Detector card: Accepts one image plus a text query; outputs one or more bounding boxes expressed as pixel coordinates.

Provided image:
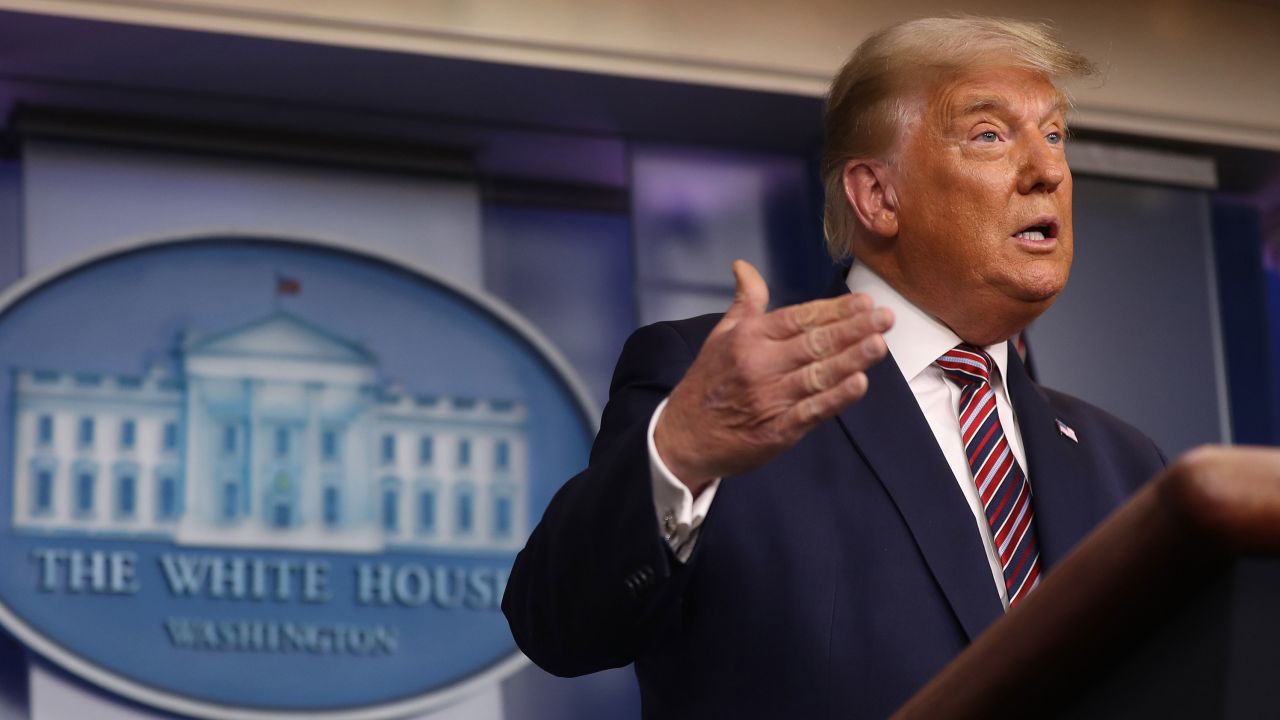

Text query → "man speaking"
[503,16,1166,718]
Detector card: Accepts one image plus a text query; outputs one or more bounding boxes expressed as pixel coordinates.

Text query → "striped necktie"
[936,345,1042,607]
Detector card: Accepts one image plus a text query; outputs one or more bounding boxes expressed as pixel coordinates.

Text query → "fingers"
[721,260,769,325]
[787,370,873,430]
[786,331,888,399]
[759,292,873,340]
[766,305,893,373]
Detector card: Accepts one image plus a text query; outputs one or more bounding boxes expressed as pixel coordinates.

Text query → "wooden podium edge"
[892,446,1280,719]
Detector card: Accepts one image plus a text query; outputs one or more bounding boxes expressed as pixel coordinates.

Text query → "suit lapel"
[1003,349,1098,570]
[819,268,1100,636]
[821,270,1003,640]
[836,352,1006,641]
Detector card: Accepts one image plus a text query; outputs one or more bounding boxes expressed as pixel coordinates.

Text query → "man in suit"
[503,16,1166,718]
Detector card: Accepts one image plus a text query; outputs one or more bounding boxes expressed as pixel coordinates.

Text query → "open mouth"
[1012,219,1058,242]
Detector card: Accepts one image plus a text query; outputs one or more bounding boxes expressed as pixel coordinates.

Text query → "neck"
[856,255,1043,346]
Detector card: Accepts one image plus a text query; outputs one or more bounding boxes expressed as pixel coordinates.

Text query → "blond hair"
[822,16,1097,260]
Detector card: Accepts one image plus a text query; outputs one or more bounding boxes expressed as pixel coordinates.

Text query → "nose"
[1016,139,1067,195]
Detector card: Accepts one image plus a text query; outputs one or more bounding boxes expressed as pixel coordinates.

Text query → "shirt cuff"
[648,397,721,563]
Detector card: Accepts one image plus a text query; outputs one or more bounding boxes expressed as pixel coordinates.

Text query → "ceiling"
[0,8,1276,205]
[0,9,824,189]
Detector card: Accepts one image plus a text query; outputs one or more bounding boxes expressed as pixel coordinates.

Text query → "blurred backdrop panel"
[1211,198,1277,447]
[0,159,20,290]
[1033,170,1229,457]
[22,139,484,286]
[632,143,825,325]
[483,204,635,410]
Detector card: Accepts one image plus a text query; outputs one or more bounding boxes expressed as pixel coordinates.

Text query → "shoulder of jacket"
[635,313,723,355]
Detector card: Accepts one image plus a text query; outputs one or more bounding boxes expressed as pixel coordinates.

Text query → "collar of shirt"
[844,263,1011,396]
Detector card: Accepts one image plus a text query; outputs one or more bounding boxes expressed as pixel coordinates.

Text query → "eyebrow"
[953,96,1070,125]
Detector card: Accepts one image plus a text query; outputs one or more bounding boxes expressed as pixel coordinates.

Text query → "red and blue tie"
[936,345,1042,607]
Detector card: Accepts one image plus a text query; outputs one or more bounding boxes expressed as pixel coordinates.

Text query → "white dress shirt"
[648,263,1029,608]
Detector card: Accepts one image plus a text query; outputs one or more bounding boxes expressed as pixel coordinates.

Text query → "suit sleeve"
[502,320,701,677]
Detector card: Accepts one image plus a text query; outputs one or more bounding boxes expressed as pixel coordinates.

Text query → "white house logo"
[14,310,529,554]
[0,237,595,718]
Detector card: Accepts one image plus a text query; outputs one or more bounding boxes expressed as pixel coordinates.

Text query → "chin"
[1007,266,1069,304]
[1013,284,1063,305]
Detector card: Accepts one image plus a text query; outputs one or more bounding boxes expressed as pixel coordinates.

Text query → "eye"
[1046,131,1064,145]
[976,130,1000,143]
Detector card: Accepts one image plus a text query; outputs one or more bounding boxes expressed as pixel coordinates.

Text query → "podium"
[893,447,1280,719]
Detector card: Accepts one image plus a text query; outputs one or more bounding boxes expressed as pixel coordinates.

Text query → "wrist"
[654,410,716,494]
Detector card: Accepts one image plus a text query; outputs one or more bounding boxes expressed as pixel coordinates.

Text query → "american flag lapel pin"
[1055,419,1079,444]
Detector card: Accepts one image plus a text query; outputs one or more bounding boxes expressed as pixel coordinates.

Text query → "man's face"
[890,67,1073,345]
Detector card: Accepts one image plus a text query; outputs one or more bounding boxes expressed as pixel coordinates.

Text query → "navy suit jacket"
[504,293,1166,718]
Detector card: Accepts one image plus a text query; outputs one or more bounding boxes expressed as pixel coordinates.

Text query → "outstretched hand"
[654,260,894,493]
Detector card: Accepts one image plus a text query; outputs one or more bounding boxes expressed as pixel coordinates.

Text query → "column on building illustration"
[28,413,55,518]
[454,433,475,539]
[490,435,517,541]
[205,381,250,528]
[415,433,439,537]
[378,425,400,534]
[156,417,183,524]
[260,405,301,530]
[317,416,354,531]
[113,417,136,520]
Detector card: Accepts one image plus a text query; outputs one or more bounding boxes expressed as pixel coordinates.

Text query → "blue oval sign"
[0,236,595,717]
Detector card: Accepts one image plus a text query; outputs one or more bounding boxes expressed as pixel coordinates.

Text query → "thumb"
[722,260,769,326]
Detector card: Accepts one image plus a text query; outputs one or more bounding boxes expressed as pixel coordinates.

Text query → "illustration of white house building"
[10,312,528,553]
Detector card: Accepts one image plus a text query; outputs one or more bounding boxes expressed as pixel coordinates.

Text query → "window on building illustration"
[75,469,95,516]
[163,422,179,452]
[221,423,237,455]
[456,485,474,534]
[381,483,399,532]
[268,469,293,529]
[323,485,340,527]
[36,415,53,446]
[120,419,136,451]
[116,472,136,518]
[157,474,179,521]
[274,427,290,459]
[457,439,471,469]
[272,499,291,529]
[418,488,436,534]
[222,481,239,521]
[381,434,396,465]
[419,436,433,465]
[494,440,510,471]
[493,494,513,538]
[321,429,339,463]
[78,417,94,449]
[32,468,54,515]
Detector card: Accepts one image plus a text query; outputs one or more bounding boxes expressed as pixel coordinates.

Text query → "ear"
[842,159,898,239]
